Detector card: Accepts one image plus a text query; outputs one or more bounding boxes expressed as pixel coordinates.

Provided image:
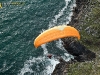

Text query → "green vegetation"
[68,0,100,75]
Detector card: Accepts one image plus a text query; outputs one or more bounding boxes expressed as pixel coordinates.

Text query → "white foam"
[18,57,34,75]
[49,0,76,28]
[56,39,74,62]
[39,0,75,74]
[56,39,65,50]
[63,53,74,61]
[46,58,59,75]
[41,44,48,55]
[18,56,45,75]
[41,44,59,75]
[49,0,70,28]
[18,55,60,75]
[18,0,76,75]
[18,43,59,75]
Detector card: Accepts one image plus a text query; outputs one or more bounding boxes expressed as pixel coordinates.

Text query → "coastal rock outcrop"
[52,0,96,75]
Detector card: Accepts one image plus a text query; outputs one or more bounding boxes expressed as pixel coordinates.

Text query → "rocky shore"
[51,0,99,75]
[68,0,91,27]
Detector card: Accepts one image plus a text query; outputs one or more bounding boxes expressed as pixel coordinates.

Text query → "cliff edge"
[52,0,100,75]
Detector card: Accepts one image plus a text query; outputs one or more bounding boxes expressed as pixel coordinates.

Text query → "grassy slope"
[68,0,100,75]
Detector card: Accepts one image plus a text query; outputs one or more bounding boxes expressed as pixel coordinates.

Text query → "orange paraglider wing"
[34,25,80,48]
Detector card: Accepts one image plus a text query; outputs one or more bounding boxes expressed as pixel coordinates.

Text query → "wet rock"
[52,39,96,75]
[68,0,90,26]
[52,0,96,75]
[51,58,70,75]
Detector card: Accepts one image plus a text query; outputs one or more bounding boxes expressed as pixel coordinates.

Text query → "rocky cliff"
[52,0,100,75]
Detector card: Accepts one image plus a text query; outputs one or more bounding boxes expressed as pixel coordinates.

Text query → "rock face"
[68,0,90,26]
[51,58,73,75]
[52,0,96,75]
[62,39,96,62]
[51,39,96,75]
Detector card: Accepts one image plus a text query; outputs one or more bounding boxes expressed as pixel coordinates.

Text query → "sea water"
[0,0,76,75]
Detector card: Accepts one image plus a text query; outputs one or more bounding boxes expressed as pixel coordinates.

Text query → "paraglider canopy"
[34,25,80,48]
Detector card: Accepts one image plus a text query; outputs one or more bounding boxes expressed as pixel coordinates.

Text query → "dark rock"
[52,0,96,75]
[62,39,96,62]
[51,58,69,75]
[68,0,90,26]
[51,39,96,75]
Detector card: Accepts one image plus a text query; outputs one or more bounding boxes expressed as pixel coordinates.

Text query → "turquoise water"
[0,0,76,75]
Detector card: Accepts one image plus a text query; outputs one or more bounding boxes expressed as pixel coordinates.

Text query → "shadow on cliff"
[52,37,96,75]
[62,38,96,62]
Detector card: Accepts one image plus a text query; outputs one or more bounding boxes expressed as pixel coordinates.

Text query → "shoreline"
[68,0,90,27]
[52,0,90,75]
